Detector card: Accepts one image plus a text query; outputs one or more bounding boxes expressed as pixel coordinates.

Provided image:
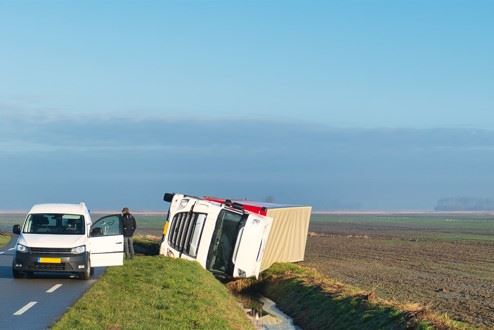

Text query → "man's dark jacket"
[122,214,136,237]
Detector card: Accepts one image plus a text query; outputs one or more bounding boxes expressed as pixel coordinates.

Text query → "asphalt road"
[0,237,104,330]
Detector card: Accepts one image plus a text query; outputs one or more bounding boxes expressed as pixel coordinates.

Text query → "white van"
[12,203,124,280]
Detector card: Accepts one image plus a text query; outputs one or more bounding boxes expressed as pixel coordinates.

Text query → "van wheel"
[80,260,91,280]
[12,269,24,279]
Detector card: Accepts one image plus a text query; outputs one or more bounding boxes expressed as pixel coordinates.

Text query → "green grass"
[128,215,164,230]
[311,214,494,241]
[0,214,20,248]
[311,214,494,229]
[0,233,10,248]
[54,256,253,330]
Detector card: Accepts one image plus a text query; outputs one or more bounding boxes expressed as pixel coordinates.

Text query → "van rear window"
[23,214,85,235]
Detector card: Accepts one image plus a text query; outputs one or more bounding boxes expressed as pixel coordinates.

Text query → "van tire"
[12,269,23,278]
[80,260,91,280]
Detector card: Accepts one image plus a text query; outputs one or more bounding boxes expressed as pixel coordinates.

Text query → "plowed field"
[303,214,494,328]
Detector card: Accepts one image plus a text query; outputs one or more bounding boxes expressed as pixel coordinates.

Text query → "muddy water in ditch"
[245,296,300,330]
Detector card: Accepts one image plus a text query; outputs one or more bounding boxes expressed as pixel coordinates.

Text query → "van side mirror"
[12,224,21,235]
[163,193,174,202]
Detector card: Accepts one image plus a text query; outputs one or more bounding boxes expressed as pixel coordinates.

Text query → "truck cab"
[12,203,124,280]
[160,194,272,279]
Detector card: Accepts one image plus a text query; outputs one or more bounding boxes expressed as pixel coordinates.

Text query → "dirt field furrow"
[303,215,494,327]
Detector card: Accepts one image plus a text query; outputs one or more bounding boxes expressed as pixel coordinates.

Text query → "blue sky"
[1,1,493,127]
[1,1,493,210]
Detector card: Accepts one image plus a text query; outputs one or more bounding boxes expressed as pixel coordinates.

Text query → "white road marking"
[0,251,4,254]
[8,247,15,251]
[13,301,37,316]
[46,284,63,293]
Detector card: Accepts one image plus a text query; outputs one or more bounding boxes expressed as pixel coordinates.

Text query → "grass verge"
[0,233,10,248]
[229,263,474,330]
[54,256,254,330]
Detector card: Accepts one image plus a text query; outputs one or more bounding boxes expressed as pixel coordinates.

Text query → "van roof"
[28,203,88,215]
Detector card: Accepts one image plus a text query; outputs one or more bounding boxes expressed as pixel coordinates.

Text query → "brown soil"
[303,223,494,328]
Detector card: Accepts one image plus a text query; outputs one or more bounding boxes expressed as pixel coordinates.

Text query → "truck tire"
[12,269,24,278]
[80,260,91,280]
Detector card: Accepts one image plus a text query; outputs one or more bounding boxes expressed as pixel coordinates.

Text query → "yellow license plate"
[38,257,62,264]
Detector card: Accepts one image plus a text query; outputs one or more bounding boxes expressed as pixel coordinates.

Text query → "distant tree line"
[435,197,494,211]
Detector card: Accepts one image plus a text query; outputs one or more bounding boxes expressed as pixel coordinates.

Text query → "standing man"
[121,207,136,259]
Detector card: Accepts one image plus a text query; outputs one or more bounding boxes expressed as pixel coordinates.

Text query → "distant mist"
[435,197,494,211]
[1,114,494,210]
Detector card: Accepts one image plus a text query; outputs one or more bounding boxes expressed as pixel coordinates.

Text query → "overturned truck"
[159,193,311,279]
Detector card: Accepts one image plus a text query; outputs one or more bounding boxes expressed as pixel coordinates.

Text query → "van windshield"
[23,213,85,235]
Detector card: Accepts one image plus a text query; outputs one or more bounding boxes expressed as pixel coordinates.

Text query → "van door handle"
[116,242,123,244]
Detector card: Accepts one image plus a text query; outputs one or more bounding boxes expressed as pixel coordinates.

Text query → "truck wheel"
[12,269,24,278]
[80,260,91,280]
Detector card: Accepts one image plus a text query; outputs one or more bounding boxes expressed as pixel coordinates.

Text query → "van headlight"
[71,245,86,254]
[16,244,29,253]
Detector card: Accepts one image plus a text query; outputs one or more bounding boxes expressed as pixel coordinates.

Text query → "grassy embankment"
[229,263,472,330]
[54,238,253,330]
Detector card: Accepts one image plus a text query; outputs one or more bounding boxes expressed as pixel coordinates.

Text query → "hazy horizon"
[1,114,494,211]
